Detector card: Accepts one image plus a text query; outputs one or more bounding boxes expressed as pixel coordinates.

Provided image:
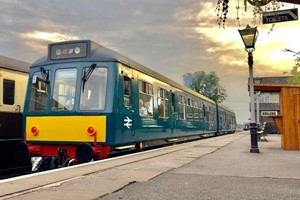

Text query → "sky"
[0,0,299,124]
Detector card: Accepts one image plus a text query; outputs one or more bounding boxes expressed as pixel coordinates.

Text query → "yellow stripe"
[26,116,106,143]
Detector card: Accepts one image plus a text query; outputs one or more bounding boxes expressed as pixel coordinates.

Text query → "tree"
[288,57,300,83]
[283,49,300,84]
[183,71,227,103]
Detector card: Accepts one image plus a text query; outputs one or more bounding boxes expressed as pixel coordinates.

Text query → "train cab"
[24,41,116,169]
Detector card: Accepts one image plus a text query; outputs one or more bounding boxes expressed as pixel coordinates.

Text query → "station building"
[254,76,290,123]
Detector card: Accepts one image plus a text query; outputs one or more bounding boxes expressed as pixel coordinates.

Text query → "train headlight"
[74,47,81,54]
[56,48,62,56]
[31,126,39,135]
[87,126,96,136]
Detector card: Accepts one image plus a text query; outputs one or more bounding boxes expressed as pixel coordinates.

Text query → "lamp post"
[239,24,260,153]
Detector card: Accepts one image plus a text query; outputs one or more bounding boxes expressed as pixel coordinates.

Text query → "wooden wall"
[279,87,300,150]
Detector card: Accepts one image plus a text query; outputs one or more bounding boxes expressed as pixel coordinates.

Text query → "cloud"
[0,0,298,123]
[24,31,79,42]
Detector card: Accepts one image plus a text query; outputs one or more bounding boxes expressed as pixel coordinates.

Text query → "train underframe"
[28,143,110,172]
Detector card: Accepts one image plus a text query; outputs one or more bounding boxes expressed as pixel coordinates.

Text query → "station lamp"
[238,24,260,153]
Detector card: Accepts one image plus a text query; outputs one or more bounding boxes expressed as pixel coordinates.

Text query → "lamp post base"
[250,122,260,153]
[250,148,260,153]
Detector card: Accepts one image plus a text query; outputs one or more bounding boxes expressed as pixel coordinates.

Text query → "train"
[21,40,236,171]
[0,55,31,173]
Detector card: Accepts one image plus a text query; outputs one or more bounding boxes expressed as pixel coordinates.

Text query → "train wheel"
[135,142,143,152]
[75,143,93,164]
[62,158,72,167]
[50,157,59,169]
[36,157,52,172]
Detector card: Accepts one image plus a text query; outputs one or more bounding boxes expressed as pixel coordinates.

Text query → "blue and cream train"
[22,40,236,170]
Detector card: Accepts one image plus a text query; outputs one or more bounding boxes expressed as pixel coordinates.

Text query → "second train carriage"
[22,40,236,170]
[0,55,30,170]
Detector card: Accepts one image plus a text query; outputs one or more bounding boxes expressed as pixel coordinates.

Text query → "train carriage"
[217,104,237,135]
[22,40,236,171]
[0,56,30,170]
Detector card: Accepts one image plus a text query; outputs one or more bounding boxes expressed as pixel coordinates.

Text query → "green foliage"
[183,71,227,103]
[288,57,300,84]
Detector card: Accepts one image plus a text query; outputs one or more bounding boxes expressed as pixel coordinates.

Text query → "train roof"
[0,55,30,73]
[217,104,235,115]
[32,40,217,104]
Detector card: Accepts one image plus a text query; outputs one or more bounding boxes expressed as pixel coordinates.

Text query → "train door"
[170,92,177,134]
[118,66,135,143]
[0,72,23,139]
[203,104,209,132]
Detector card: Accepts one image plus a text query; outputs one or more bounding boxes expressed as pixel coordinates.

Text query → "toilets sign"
[263,8,298,24]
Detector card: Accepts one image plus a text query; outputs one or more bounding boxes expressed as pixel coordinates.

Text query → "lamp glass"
[238,25,258,49]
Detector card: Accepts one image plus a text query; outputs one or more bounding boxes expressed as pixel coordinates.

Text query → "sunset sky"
[1,0,299,123]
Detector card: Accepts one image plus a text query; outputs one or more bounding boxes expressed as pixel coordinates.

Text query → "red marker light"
[87,126,95,136]
[31,126,38,135]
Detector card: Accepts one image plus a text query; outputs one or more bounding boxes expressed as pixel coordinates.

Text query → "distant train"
[22,40,236,171]
[0,55,30,171]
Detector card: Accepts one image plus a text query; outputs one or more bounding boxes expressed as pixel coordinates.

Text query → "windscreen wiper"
[82,63,96,91]
[40,67,50,84]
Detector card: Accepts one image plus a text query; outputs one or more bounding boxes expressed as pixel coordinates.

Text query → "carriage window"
[80,67,108,110]
[52,68,77,111]
[187,98,193,121]
[193,101,200,119]
[211,107,216,127]
[220,111,226,128]
[205,105,215,128]
[205,105,210,121]
[179,95,185,120]
[3,79,15,105]
[29,70,50,112]
[158,88,169,118]
[199,102,204,118]
[124,77,131,107]
[139,81,153,117]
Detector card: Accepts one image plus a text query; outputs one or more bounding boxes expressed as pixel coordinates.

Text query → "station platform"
[1,132,300,200]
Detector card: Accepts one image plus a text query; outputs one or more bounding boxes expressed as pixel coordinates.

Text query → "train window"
[29,71,50,112]
[139,81,153,117]
[193,101,200,119]
[139,81,153,95]
[199,102,204,118]
[206,106,215,128]
[52,68,77,111]
[178,95,185,120]
[3,79,15,105]
[187,98,191,106]
[187,98,193,121]
[193,101,198,108]
[204,105,210,120]
[80,67,108,110]
[221,111,226,128]
[124,77,131,107]
[158,88,169,118]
